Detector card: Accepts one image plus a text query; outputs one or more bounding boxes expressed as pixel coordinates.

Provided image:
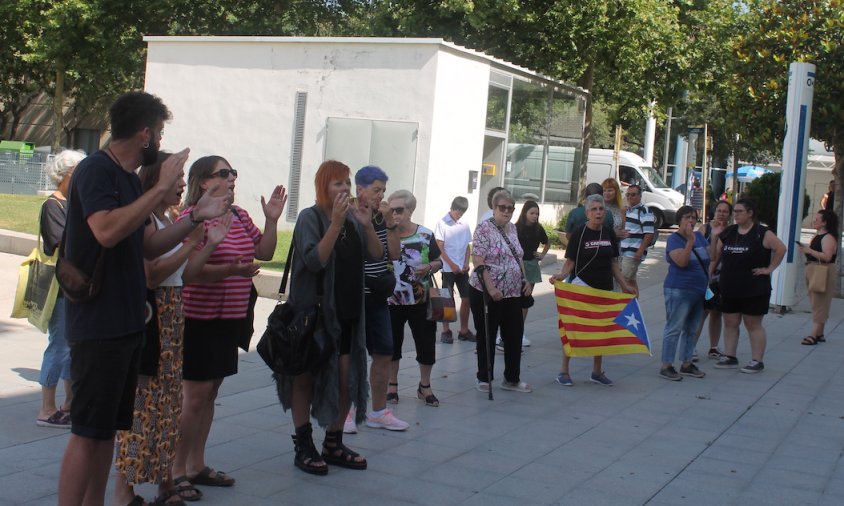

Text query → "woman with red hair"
[275,160,383,475]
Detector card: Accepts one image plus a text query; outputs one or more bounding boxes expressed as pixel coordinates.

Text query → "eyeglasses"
[211,168,238,178]
[390,207,405,214]
[496,204,515,213]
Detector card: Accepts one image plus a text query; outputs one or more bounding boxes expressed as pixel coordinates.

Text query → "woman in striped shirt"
[172,155,287,491]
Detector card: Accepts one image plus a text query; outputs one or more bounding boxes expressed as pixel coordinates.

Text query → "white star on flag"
[624,313,640,330]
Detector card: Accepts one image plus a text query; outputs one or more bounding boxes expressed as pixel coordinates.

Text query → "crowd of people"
[29,91,832,505]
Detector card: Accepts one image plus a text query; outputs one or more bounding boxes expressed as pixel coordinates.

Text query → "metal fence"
[0,152,55,195]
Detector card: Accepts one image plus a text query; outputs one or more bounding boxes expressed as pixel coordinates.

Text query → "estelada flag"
[555,281,651,357]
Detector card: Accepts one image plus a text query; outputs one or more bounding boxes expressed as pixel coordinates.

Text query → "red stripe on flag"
[557,306,620,320]
[561,335,645,347]
[563,322,626,333]
[555,287,630,306]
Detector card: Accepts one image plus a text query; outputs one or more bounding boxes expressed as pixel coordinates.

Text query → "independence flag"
[555,281,651,357]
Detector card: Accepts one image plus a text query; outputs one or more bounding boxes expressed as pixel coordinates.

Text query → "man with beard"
[57,91,230,506]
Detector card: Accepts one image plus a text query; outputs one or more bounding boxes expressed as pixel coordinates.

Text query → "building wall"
[424,50,490,229]
[144,40,448,229]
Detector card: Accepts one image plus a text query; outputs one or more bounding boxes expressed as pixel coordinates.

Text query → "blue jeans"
[661,287,704,365]
[39,296,71,387]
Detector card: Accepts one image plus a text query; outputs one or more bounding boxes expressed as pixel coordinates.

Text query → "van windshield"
[640,166,669,189]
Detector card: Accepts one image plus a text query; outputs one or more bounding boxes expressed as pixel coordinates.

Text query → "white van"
[586,148,684,228]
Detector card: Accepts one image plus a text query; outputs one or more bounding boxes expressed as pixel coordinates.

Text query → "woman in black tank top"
[709,199,786,373]
[695,200,732,359]
[797,210,839,345]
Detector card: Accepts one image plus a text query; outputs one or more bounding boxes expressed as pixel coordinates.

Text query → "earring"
[143,141,150,149]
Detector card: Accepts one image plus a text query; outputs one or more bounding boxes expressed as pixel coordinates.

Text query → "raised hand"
[350,195,373,226]
[331,192,351,224]
[261,185,287,222]
[206,212,233,246]
[194,181,231,221]
[228,255,260,278]
[157,148,190,190]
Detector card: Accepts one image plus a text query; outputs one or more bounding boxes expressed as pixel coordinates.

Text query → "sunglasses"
[626,193,640,197]
[390,207,405,214]
[496,204,515,213]
[211,168,238,178]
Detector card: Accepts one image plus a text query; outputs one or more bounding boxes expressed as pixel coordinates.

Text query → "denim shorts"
[365,296,393,356]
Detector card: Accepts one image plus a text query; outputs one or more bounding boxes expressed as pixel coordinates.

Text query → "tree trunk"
[577,64,594,203]
[833,134,844,298]
[52,67,65,153]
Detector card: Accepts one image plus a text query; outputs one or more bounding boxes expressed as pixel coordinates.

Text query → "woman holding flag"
[550,194,635,386]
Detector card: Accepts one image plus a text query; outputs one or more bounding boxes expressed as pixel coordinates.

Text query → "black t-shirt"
[39,196,66,256]
[333,218,364,320]
[565,225,619,290]
[807,233,837,263]
[65,150,146,341]
[718,224,772,297]
[517,224,549,261]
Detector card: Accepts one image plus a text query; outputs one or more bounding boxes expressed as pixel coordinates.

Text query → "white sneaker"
[365,409,409,431]
[495,335,504,352]
[476,380,490,393]
[522,335,531,347]
[501,380,533,393]
[343,408,357,434]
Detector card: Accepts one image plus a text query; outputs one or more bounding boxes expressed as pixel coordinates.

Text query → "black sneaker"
[659,366,682,381]
[440,330,453,344]
[679,363,706,378]
[457,331,476,342]
[714,355,739,369]
[740,360,764,374]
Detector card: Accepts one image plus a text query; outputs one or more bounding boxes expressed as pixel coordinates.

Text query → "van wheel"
[652,210,664,229]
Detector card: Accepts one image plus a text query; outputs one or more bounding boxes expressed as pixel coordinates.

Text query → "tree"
[364,0,693,188]
[726,0,844,294]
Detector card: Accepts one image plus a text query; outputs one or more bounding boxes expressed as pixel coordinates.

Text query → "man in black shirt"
[58,92,230,506]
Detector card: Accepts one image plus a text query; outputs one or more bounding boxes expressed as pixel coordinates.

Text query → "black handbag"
[257,216,333,375]
[365,266,397,300]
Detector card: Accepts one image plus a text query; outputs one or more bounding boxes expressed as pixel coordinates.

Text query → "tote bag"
[11,238,60,333]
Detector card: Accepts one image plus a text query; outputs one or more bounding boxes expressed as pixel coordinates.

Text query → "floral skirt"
[114,286,183,484]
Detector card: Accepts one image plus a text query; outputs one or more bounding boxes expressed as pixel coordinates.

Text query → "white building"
[143,36,588,229]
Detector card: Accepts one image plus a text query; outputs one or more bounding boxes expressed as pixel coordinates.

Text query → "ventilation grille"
[489,71,511,88]
[287,92,307,221]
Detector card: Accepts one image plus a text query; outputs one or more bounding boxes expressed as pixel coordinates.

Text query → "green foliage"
[543,223,561,247]
[744,172,811,229]
[555,211,569,232]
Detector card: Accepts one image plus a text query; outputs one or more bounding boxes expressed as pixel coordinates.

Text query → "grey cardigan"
[273,205,370,427]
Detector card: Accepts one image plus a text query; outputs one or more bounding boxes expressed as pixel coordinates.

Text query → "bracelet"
[189,210,203,226]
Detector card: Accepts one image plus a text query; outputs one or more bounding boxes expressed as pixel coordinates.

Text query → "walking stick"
[476,266,494,401]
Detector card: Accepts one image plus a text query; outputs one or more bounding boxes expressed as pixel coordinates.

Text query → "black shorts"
[184,318,242,381]
[364,297,393,356]
[442,271,470,298]
[720,293,770,316]
[69,333,143,440]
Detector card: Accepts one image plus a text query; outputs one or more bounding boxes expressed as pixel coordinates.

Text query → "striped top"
[181,205,262,319]
[364,213,390,294]
[620,204,655,257]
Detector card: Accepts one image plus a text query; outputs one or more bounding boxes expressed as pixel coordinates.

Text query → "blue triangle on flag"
[613,298,650,350]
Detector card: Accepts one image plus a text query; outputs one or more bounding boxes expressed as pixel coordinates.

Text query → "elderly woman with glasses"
[385,190,444,407]
[173,156,287,493]
[471,189,533,393]
[549,194,634,387]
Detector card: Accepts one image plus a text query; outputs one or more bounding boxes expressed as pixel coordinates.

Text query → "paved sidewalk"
[1,243,844,505]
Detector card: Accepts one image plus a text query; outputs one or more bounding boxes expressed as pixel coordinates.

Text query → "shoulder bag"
[426,274,457,322]
[257,213,334,375]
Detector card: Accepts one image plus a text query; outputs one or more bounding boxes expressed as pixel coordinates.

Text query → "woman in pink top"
[172,155,287,495]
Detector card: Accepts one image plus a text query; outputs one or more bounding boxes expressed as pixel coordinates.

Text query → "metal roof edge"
[143,36,588,96]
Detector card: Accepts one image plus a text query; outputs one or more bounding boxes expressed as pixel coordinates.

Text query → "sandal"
[386,382,399,404]
[802,335,821,346]
[292,423,328,475]
[417,383,439,407]
[188,466,235,487]
[152,488,186,506]
[322,430,367,470]
[817,334,826,342]
[171,477,202,502]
